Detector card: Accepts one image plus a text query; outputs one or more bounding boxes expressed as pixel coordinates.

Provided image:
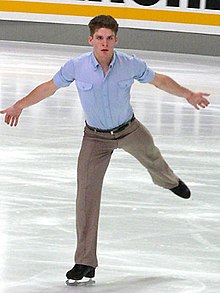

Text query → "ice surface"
[0,41,220,293]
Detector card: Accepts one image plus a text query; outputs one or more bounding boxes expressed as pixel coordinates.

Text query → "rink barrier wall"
[1,20,220,56]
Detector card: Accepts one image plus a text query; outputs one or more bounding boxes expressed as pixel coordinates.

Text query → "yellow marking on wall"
[0,1,220,26]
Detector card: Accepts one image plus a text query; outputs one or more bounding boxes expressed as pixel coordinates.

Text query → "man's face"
[88,28,118,61]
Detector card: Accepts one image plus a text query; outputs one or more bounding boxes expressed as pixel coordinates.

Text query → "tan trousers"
[74,118,178,268]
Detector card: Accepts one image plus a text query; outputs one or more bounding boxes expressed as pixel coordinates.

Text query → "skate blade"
[66,278,95,287]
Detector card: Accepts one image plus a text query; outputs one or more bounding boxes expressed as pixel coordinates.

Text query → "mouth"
[101,49,109,52]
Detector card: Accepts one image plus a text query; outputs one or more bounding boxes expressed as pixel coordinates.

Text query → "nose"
[102,39,108,47]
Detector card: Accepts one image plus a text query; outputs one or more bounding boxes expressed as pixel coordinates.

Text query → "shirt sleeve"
[133,55,155,83]
[53,59,75,88]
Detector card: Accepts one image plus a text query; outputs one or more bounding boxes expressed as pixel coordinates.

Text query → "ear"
[115,36,119,45]
[88,36,93,46]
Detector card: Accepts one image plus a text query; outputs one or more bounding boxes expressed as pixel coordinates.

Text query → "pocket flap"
[76,81,93,91]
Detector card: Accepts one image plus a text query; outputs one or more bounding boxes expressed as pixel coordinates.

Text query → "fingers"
[198,96,210,109]
[5,114,11,126]
[201,93,210,97]
[14,117,19,127]
[10,117,16,127]
[1,106,22,127]
[3,113,19,127]
[9,116,19,127]
[189,92,210,110]
[197,99,209,109]
[4,113,11,125]
[199,102,208,108]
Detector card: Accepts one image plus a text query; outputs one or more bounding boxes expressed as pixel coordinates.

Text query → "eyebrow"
[95,34,115,38]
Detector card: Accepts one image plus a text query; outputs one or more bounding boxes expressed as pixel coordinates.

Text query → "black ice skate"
[170,179,191,199]
[65,264,96,286]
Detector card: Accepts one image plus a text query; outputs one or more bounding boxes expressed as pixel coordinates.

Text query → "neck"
[94,52,114,68]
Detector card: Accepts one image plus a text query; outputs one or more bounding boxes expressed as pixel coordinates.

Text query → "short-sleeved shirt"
[53,50,154,130]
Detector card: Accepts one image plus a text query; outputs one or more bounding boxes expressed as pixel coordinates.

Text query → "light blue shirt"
[53,51,155,129]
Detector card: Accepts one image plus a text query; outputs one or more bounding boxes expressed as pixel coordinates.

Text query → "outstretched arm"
[150,73,210,110]
[0,79,58,127]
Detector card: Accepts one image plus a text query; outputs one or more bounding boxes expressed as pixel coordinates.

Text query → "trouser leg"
[118,119,179,189]
[74,131,115,268]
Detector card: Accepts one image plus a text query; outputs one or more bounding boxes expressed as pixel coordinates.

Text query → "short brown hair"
[88,15,119,36]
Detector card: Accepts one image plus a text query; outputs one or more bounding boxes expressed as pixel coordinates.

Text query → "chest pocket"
[76,81,93,91]
[118,79,134,89]
[117,79,134,98]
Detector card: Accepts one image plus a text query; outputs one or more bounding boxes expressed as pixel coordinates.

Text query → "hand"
[0,104,23,127]
[186,92,210,110]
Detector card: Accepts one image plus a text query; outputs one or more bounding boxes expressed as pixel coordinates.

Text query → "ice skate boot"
[65,264,95,286]
[170,179,191,199]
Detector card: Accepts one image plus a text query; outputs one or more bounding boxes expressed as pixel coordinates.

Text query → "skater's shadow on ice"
[65,276,198,293]
[102,276,180,291]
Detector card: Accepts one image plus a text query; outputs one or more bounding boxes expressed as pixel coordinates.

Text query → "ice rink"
[0,41,220,293]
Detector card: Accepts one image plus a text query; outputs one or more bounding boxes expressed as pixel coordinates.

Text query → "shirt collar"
[91,52,99,70]
[109,51,116,68]
[91,51,116,71]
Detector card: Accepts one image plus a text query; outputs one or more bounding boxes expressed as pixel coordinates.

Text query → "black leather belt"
[86,115,135,135]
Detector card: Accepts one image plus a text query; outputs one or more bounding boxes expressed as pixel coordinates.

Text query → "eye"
[96,36,103,40]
